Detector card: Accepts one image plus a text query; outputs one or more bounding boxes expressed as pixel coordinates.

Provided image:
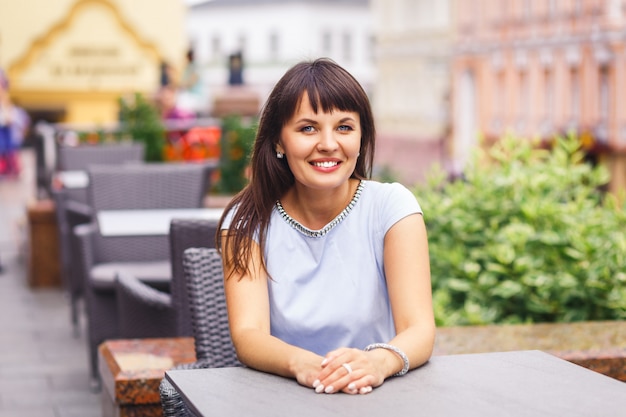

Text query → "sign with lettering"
[12,2,158,92]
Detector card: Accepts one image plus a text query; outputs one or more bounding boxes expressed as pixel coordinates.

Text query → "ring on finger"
[342,363,353,374]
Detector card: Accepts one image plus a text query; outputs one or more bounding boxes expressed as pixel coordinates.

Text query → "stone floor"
[0,148,101,417]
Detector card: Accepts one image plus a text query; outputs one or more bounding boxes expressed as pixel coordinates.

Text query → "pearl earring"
[277,151,284,159]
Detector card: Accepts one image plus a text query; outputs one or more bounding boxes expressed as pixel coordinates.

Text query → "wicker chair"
[73,162,215,388]
[52,142,145,334]
[159,247,241,417]
[115,218,219,339]
[56,142,145,171]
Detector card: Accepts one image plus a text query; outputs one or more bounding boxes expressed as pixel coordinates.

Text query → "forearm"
[232,327,323,379]
[369,322,436,378]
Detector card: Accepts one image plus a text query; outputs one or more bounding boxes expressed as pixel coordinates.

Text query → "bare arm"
[221,233,324,386]
[379,212,435,373]
[314,213,435,393]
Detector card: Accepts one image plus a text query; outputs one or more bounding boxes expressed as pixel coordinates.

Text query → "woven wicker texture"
[56,142,144,171]
[115,218,218,339]
[87,163,210,210]
[52,142,144,334]
[75,162,213,385]
[159,247,241,416]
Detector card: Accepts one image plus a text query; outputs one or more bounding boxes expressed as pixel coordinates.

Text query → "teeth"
[313,161,338,168]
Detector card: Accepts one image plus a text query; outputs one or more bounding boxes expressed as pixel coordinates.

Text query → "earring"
[277,151,284,159]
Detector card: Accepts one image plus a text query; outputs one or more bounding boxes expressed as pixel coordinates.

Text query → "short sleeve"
[220,206,235,230]
[379,182,422,234]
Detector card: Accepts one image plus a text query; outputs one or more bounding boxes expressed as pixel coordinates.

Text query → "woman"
[217,58,434,395]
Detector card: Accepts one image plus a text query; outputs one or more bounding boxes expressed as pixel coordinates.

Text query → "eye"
[338,125,354,132]
[300,125,315,133]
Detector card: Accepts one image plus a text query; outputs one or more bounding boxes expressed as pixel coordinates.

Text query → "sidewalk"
[0,148,100,417]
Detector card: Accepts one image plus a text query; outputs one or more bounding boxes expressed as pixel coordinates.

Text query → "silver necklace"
[275,181,365,238]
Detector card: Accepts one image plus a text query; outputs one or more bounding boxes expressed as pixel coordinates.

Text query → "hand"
[312,347,385,395]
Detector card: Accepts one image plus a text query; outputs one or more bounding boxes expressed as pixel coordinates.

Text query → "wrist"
[364,343,410,377]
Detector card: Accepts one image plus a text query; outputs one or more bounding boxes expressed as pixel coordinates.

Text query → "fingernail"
[359,386,372,394]
[324,385,334,394]
[312,379,320,388]
[321,358,328,366]
[315,384,325,393]
[348,383,356,391]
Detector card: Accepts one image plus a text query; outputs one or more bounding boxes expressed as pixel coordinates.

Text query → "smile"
[312,161,339,168]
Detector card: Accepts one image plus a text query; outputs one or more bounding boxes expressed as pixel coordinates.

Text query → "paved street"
[0,148,100,417]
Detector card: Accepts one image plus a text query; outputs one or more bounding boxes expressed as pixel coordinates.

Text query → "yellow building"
[0,0,187,124]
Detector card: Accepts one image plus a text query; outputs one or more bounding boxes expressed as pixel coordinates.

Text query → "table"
[55,170,89,189]
[97,208,224,236]
[165,350,626,417]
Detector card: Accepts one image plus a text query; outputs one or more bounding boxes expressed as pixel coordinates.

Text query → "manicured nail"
[348,383,357,393]
[359,386,372,394]
[321,358,328,366]
[315,384,325,393]
[324,385,334,394]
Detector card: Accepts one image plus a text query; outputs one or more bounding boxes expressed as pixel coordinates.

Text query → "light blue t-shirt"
[222,180,422,356]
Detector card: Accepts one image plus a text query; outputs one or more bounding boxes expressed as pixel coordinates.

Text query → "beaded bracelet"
[364,343,410,376]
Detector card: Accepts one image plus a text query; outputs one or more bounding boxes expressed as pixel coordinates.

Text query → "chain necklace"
[275,181,365,238]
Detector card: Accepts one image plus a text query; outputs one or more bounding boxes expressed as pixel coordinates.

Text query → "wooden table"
[165,350,626,417]
[97,208,224,236]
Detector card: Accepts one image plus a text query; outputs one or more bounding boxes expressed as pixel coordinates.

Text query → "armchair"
[52,141,145,334]
[159,248,241,417]
[73,162,215,387]
[115,218,219,339]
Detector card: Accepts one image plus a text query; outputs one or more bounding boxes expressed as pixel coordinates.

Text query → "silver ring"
[342,363,353,374]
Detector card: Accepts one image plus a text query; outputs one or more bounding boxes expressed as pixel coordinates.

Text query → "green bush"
[215,115,256,194]
[414,136,626,326]
[117,93,165,162]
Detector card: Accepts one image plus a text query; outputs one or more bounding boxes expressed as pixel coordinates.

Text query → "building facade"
[185,0,374,115]
[370,0,454,184]
[452,0,626,192]
[0,0,187,124]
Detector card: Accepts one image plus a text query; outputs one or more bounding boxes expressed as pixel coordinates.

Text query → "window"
[211,35,221,61]
[269,31,279,62]
[518,70,529,132]
[570,67,580,127]
[342,32,352,62]
[598,65,611,142]
[322,31,332,56]
[543,68,554,134]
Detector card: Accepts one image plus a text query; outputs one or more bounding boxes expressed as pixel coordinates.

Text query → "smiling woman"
[216,58,435,396]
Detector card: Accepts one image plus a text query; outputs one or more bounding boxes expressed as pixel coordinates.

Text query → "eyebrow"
[294,116,357,124]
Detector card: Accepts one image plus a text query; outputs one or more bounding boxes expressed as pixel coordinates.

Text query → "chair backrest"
[169,218,218,337]
[56,142,145,171]
[182,247,240,367]
[87,162,211,211]
[87,162,213,263]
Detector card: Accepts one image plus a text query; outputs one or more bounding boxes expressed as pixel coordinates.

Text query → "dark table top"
[165,350,626,417]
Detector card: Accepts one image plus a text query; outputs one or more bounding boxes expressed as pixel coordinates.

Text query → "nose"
[317,128,339,152]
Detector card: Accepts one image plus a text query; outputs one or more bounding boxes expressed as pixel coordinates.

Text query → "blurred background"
[1,0,624,192]
[0,3,625,415]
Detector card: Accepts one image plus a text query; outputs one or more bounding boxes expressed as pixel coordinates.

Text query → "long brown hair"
[217,58,376,278]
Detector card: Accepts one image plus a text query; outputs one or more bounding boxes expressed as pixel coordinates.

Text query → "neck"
[281,179,360,230]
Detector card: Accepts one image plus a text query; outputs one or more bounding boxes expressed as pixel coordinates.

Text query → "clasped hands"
[305,347,385,395]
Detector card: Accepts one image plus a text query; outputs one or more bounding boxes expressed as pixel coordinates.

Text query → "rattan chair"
[115,218,219,339]
[52,142,145,334]
[73,162,215,388]
[56,142,145,171]
[159,247,241,417]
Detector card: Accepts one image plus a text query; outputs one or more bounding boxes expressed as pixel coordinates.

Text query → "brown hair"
[217,58,376,278]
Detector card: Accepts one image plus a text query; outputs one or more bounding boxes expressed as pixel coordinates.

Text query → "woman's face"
[278,92,361,192]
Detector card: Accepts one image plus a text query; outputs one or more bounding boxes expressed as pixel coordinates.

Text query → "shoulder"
[362,180,422,213]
